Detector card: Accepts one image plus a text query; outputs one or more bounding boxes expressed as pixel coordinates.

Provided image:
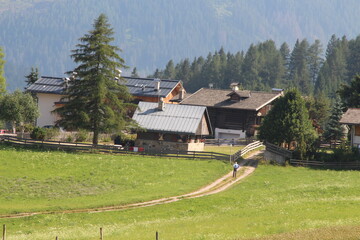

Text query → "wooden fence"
[0,136,229,161]
[265,142,293,158]
[231,141,264,162]
[290,159,360,170]
[204,138,255,146]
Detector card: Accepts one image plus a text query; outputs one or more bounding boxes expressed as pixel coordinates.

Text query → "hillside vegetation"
[1,0,360,90]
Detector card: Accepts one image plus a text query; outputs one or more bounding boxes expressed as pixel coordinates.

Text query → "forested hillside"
[1,0,360,91]
[152,35,360,98]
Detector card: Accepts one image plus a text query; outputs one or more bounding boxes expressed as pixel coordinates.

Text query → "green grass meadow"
[0,144,229,214]
[2,145,360,239]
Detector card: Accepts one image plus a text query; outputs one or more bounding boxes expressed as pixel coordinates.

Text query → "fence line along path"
[0,150,264,219]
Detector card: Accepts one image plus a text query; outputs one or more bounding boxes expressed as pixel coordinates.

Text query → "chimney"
[154,78,161,91]
[158,97,165,111]
[179,88,185,100]
[230,83,239,91]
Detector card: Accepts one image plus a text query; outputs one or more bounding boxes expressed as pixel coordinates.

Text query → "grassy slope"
[2,164,360,239]
[0,145,229,214]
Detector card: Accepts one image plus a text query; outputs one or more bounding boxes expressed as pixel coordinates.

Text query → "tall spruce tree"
[259,88,317,158]
[0,47,6,94]
[55,14,136,145]
[323,97,344,144]
[338,75,360,108]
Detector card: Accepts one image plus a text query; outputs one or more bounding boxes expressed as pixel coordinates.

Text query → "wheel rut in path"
[0,151,263,219]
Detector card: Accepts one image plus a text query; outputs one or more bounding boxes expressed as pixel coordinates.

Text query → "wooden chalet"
[339,108,360,149]
[180,86,282,139]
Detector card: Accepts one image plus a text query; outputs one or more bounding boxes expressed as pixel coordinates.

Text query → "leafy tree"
[55,14,137,145]
[25,67,39,87]
[323,97,345,144]
[259,88,317,158]
[0,90,39,136]
[338,75,360,108]
[130,67,140,78]
[0,47,6,94]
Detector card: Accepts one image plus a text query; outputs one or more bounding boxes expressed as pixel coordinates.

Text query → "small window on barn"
[355,125,360,136]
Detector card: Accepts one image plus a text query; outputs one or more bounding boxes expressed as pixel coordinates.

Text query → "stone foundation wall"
[264,150,286,165]
[135,139,205,151]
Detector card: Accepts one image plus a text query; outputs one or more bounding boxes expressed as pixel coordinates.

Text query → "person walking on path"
[233,161,240,178]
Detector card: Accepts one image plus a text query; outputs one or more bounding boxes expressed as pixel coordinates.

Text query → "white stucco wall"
[214,128,246,139]
[36,93,65,127]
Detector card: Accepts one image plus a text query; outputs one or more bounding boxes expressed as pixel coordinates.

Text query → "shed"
[132,101,212,151]
[339,108,360,148]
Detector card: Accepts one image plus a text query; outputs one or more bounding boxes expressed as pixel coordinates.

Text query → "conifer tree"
[259,88,317,158]
[131,67,140,78]
[163,60,176,79]
[323,98,344,144]
[0,47,6,94]
[338,75,360,108]
[55,14,136,145]
[25,67,39,87]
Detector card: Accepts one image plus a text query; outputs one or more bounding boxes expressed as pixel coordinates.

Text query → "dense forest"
[1,0,360,91]
[150,34,359,98]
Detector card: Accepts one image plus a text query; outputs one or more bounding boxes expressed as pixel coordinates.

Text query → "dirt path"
[0,151,263,219]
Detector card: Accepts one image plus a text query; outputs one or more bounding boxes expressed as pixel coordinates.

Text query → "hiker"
[233,161,240,178]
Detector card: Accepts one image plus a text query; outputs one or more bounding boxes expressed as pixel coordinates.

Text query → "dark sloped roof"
[339,108,360,125]
[132,101,210,135]
[27,76,181,98]
[26,76,65,94]
[181,88,282,111]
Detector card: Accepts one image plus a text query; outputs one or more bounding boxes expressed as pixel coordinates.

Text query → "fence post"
[55,236,58,240]
[156,231,159,240]
[2,224,5,240]
[100,227,103,240]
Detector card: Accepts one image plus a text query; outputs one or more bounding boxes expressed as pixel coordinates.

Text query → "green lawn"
[2,157,360,240]
[204,145,244,155]
[0,144,229,214]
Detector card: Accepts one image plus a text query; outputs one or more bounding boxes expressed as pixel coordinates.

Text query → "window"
[355,125,360,136]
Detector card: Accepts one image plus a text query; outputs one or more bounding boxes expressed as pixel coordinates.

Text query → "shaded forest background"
[1,0,360,96]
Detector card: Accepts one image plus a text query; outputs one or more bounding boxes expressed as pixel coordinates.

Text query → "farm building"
[180,85,282,139]
[26,76,185,127]
[339,108,360,149]
[132,101,212,151]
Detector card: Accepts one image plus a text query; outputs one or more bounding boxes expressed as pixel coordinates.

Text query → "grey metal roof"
[27,76,181,98]
[132,101,209,135]
[26,76,65,94]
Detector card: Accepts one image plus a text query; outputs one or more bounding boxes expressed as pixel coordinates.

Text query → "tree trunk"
[93,128,99,146]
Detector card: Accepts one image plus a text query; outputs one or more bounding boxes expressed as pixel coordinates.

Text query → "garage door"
[218,133,240,139]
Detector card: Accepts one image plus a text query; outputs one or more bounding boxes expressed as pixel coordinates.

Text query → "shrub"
[45,128,59,140]
[75,129,89,142]
[66,135,74,143]
[30,127,46,140]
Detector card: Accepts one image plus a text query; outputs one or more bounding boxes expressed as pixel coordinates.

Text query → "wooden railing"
[231,141,264,162]
[265,142,293,158]
[290,159,360,170]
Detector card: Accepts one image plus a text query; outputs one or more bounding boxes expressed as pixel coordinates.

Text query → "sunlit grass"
[204,145,244,155]
[0,144,229,214]
[2,163,360,239]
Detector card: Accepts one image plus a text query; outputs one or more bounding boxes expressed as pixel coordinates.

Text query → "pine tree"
[0,47,6,94]
[131,67,140,78]
[323,98,344,144]
[54,14,137,145]
[25,67,39,87]
[308,40,324,87]
[338,75,360,108]
[163,60,176,79]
